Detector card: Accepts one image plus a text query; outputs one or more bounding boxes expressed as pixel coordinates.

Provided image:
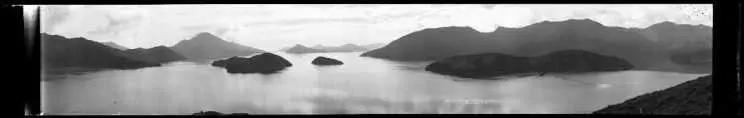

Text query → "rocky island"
[311,56,344,65]
[211,53,293,74]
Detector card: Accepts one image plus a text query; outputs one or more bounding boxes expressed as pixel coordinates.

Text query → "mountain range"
[362,19,711,73]
[284,43,375,54]
[125,46,187,64]
[313,44,368,52]
[284,44,328,53]
[43,32,267,70]
[42,33,160,69]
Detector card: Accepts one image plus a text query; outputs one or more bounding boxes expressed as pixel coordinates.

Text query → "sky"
[35,4,712,51]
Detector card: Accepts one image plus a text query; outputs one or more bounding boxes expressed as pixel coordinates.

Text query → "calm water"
[41,52,706,115]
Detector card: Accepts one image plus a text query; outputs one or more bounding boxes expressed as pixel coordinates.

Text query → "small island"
[312,56,344,65]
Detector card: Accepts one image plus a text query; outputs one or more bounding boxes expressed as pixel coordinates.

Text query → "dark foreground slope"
[593,75,712,115]
[42,33,160,70]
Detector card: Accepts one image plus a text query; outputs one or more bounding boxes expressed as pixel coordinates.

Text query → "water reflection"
[42,52,706,114]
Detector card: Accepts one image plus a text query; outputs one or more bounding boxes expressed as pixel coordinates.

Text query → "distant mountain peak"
[341,44,358,47]
[285,44,326,53]
[647,21,678,28]
[191,32,221,41]
[646,21,712,30]
[426,26,479,33]
[566,18,597,22]
[657,21,677,25]
[151,45,170,49]
[404,26,483,39]
[171,32,265,60]
[294,44,308,48]
[528,18,605,28]
[196,32,216,36]
[563,18,604,26]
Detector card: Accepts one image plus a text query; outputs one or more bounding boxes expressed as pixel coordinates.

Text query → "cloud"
[244,17,375,27]
[41,5,71,32]
[86,13,144,35]
[46,4,712,50]
[85,6,148,35]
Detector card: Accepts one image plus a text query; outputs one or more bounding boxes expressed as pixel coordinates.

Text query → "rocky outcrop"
[425,49,633,78]
[593,75,712,115]
[312,56,344,65]
[211,53,292,74]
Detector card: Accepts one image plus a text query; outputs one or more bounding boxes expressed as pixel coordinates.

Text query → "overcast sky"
[37,4,712,50]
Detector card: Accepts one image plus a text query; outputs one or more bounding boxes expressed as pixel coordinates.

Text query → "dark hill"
[593,75,711,115]
[125,46,186,64]
[364,19,710,73]
[425,49,633,78]
[362,26,486,61]
[42,33,160,70]
[284,44,327,53]
[171,32,265,60]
